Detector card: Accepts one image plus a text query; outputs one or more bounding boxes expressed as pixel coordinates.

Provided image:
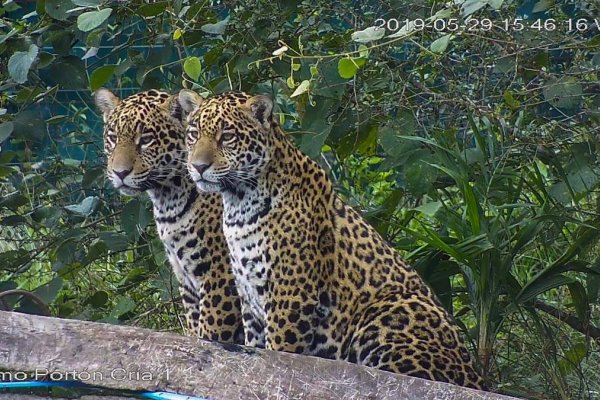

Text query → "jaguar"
[178,89,486,389]
[95,88,243,343]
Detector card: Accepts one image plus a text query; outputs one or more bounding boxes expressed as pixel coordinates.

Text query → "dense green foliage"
[1,0,600,398]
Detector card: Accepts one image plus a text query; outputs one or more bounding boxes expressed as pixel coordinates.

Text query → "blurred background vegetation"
[1,0,600,398]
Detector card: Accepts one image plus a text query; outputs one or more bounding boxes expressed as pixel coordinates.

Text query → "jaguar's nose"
[193,163,211,176]
[114,168,132,181]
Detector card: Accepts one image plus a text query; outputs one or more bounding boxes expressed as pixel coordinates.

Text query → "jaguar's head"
[178,90,274,194]
[94,89,186,195]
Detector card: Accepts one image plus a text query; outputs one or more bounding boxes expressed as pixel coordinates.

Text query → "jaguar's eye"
[221,132,236,142]
[104,132,116,153]
[186,128,199,143]
[138,135,154,150]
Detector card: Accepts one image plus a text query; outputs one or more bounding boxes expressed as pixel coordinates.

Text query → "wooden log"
[0,311,518,400]
[2,396,132,400]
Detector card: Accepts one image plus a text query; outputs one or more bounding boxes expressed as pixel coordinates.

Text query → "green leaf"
[51,238,80,271]
[587,259,600,302]
[183,56,202,81]
[98,232,130,252]
[0,122,14,143]
[151,237,167,266]
[566,165,598,196]
[415,201,442,217]
[286,76,295,89]
[121,199,152,240]
[1,215,29,226]
[558,342,587,375]
[453,234,494,259]
[310,60,346,99]
[45,0,73,21]
[65,196,100,216]
[46,115,68,124]
[517,274,573,304]
[89,64,116,91]
[309,65,318,77]
[567,281,590,324]
[72,0,103,6]
[11,110,46,141]
[201,16,229,35]
[358,44,369,58]
[298,97,333,158]
[77,8,112,32]
[405,224,465,262]
[388,20,418,39]
[8,44,39,84]
[34,277,63,304]
[0,150,15,164]
[85,290,109,308]
[119,267,147,287]
[430,34,452,54]
[532,0,551,12]
[461,0,487,16]
[82,166,105,188]
[338,58,358,79]
[47,56,89,89]
[0,166,17,179]
[536,221,600,281]
[510,218,546,259]
[548,181,570,204]
[0,193,28,210]
[351,26,385,43]
[137,1,168,17]
[83,240,108,264]
[494,56,516,74]
[377,112,416,158]
[173,28,182,40]
[503,90,520,109]
[0,27,19,45]
[31,206,62,228]
[462,182,482,235]
[354,58,366,67]
[111,296,136,318]
[0,249,30,270]
[543,78,583,109]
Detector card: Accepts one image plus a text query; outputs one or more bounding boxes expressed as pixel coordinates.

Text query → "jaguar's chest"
[225,226,268,321]
[156,218,199,291]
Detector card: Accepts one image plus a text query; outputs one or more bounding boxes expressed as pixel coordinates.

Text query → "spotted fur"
[94,89,243,343]
[180,90,486,389]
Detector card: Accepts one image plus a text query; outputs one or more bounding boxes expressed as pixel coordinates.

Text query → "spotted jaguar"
[95,88,243,343]
[178,89,486,389]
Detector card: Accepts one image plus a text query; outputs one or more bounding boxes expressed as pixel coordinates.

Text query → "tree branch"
[0,311,517,400]
[0,290,50,316]
[534,299,600,339]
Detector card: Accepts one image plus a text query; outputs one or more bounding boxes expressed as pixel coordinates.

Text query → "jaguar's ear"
[167,94,184,122]
[94,88,120,121]
[177,89,204,114]
[245,95,273,127]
